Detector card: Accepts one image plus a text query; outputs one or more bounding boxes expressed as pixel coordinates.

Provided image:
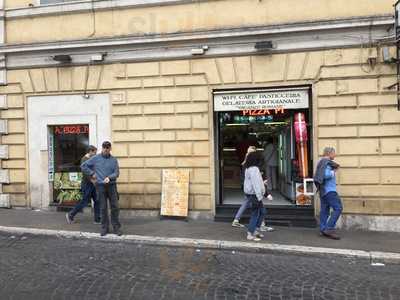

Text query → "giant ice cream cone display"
[294,112,308,178]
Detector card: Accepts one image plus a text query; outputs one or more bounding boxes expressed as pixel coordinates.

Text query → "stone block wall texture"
[1,47,399,215]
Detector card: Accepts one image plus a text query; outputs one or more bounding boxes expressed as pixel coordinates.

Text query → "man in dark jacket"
[314,147,342,240]
[81,141,121,236]
[66,145,100,224]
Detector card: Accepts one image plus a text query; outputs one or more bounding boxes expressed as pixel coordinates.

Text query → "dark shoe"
[100,228,109,237]
[114,228,122,236]
[66,213,73,224]
[322,230,340,240]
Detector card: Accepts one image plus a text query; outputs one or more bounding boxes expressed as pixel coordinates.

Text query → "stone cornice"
[7,0,219,19]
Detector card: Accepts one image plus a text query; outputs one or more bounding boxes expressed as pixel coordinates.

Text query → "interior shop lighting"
[264,122,288,126]
[225,123,249,126]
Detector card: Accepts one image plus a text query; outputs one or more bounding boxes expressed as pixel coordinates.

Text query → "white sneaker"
[247,232,261,241]
[266,194,273,201]
[260,225,275,232]
[255,231,264,238]
[232,219,245,228]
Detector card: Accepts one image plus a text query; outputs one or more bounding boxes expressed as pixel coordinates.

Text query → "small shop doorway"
[214,87,314,208]
[48,124,90,207]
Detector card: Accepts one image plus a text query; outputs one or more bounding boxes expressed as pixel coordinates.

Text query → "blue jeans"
[69,182,100,222]
[246,194,266,234]
[320,191,342,232]
[234,197,251,220]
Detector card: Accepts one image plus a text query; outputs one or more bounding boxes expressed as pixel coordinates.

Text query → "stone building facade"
[0,0,399,231]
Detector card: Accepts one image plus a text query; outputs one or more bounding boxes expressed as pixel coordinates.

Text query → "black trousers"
[96,184,121,231]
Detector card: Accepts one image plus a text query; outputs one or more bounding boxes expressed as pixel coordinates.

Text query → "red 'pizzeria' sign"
[54,125,89,135]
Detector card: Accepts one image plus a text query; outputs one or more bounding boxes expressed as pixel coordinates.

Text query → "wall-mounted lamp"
[52,55,72,63]
[254,41,274,52]
[191,45,209,55]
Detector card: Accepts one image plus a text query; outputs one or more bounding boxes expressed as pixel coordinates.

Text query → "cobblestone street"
[0,232,399,300]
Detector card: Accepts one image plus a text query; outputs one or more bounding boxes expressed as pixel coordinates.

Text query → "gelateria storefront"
[213,87,315,224]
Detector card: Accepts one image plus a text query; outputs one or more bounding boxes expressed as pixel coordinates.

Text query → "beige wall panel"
[360,156,400,167]
[337,185,360,197]
[118,169,129,183]
[129,142,161,157]
[337,79,378,95]
[118,157,144,168]
[318,126,357,138]
[58,67,73,91]
[359,125,400,137]
[112,117,127,131]
[189,183,210,195]
[9,169,26,183]
[380,200,400,215]
[2,134,25,144]
[113,132,143,142]
[192,168,210,183]
[8,145,25,159]
[320,65,392,79]
[358,94,397,107]
[144,184,162,194]
[192,114,209,129]
[339,139,379,155]
[175,103,208,114]
[303,51,324,79]
[7,95,24,108]
[144,195,161,209]
[286,52,307,81]
[192,141,209,156]
[143,104,174,115]
[9,194,27,207]
[176,157,209,167]
[379,77,397,92]
[161,115,191,129]
[143,131,175,141]
[380,107,400,124]
[128,89,160,104]
[126,62,159,77]
[161,87,190,102]
[72,66,88,91]
[111,143,129,157]
[29,69,46,92]
[342,199,381,215]
[112,105,143,116]
[86,65,102,90]
[381,168,400,184]
[162,142,192,156]
[324,48,376,66]
[118,183,145,194]
[317,81,336,96]
[7,120,25,133]
[216,58,236,84]
[43,68,59,92]
[252,54,286,82]
[336,108,378,125]
[143,77,174,88]
[191,86,210,102]
[360,186,400,197]
[233,57,252,83]
[3,184,26,194]
[1,109,24,119]
[128,116,161,130]
[193,195,212,210]
[129,168,161,183]
[340,168,379,184]
[6,0,393,43]
[380,138,400,154]
[144,157,176,168]
[2,160,26,169]
[335,156,359,168]
[176,130,209,141]
[6,71,33,93]
[318,109,336,125]
[175,75,207,86]
[161,60,190,76]
[318,96,357,108]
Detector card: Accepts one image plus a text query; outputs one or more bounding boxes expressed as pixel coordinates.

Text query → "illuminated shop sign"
[213,89,309,112]
[54,125,89,135]
[241,107,285,116]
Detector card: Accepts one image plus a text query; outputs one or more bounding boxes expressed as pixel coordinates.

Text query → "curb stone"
[0,226,399,264]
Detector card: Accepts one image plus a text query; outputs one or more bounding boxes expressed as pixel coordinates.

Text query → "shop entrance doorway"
[48,124,89,207]
[214,88,313,209]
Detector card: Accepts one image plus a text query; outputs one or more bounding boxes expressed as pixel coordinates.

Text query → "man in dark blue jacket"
[81,141,121,236]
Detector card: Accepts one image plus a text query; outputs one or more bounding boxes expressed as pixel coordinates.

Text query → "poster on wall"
[213,89,309,112]
[160,169,190,217]
[295,182,313,206]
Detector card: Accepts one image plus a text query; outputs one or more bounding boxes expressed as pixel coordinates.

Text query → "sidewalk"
[1,208,400,263]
